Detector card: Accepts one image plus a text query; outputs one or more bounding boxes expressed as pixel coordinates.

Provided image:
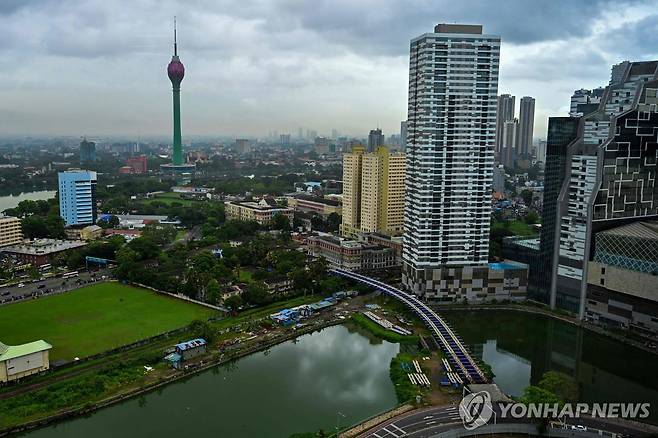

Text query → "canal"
[443,310,658,421]
[18,324,400,438]
[0,191,56,212]
[15,310,658,436]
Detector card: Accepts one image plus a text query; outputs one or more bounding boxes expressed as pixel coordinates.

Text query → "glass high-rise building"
[79,138,96,165]
[402,24,501,298]
[58,170,97,227]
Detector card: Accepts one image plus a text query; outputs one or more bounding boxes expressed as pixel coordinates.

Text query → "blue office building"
[58,170,97,226]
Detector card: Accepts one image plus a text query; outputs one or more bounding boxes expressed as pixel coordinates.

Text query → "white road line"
[389,423,407,435]
[380,427,400,437]
[371,433,383,438]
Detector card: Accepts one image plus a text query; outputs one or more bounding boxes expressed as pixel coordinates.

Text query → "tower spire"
[173,16,177,57]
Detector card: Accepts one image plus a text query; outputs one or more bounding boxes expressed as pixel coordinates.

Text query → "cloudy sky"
[0,0,657,140]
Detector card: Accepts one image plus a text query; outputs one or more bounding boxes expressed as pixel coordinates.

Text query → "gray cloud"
[0,0,657,138]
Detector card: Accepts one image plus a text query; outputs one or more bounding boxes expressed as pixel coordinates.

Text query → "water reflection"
[444,310,658,421]
[19,324,399,438]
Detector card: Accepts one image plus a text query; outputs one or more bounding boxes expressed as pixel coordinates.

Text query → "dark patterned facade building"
[541,60,658,319]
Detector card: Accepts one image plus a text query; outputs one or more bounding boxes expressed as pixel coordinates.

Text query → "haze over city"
[1,0,657,138]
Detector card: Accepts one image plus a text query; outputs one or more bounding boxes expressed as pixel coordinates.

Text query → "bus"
[62,271,79,279]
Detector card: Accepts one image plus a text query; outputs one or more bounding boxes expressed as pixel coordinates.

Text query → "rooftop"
[175,338,207,351]
[0,340,52,362]
[489,260,528,271]
[1,239,86,255]
[600,221,658,240]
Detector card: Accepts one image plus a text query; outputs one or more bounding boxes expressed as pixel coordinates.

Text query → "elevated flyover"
[331,268,488,384]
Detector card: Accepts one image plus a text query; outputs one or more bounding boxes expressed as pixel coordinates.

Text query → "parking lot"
[0,269,112,305]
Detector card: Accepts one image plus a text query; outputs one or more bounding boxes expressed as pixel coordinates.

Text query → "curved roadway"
[330,268,487,384]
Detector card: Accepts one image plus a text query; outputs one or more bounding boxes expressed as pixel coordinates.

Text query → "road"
[0,269,112,305]
[359,403,655,438]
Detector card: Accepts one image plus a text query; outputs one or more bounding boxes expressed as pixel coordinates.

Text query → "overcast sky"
[1,0,657,140]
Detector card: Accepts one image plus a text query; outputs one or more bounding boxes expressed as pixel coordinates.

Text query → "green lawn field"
[142,192,201,206]
[0,283,216,361]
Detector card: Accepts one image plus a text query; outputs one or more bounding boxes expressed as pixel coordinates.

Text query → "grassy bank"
[389,352,421,403]
[351,313,419,344]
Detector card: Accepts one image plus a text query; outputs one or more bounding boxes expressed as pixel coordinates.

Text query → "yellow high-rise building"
[0,217,23,248]
[341,145,405,237]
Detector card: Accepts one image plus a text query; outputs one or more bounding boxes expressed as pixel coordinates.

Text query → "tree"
[142,224,177,245]
[520,189,534,207]
[271,213,291,231]
[538,371,579,403]
[98,215,120,229]
[127,237,160,260]
[115,246,139,281]
[224,295,243,312]
[520,386,562,405]
[244,282,269,305]
[188,320,216,343]
[524,210,540,225]
[326,213,341,232]
[21,216,49,238]
[206,279,220,305]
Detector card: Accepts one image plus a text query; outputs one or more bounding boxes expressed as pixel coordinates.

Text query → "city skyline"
[1,1,657,138]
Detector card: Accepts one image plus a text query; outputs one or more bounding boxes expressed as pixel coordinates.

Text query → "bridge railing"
[331,268,488,384]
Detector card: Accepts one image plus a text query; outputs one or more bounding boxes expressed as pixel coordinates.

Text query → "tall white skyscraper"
[403,24,503,299]
[517,96,535,156]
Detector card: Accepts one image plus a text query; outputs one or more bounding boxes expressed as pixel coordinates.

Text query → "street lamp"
[336,411,346,435]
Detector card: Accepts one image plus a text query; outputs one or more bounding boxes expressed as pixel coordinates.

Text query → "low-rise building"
[287,195,342,216]
[0,217,23,248]
[224,199,293,226]
[585,221,658,340]
[175,338,207,361]
[1,239,87,266]
[307,235,398,272]
[0,340,52,383]
[79,225,103,241]
[263,278,294,295]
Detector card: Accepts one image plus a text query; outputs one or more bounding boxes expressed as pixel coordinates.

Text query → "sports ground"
[0,282,216,361]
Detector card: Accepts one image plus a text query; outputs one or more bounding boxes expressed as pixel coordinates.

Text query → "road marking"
[390,423,406,435]
[371,433,383,438]
[381,426,403,437]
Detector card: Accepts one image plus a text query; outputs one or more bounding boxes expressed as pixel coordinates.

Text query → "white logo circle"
[459,391,493,430]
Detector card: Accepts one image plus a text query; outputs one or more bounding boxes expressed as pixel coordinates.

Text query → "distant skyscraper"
[235,139,252,155]
[79,138,96,165]
[280,134,291,148]
[331,129,338,139]
[501,119,518,168]
[314,136,330,154]
[517,96,535,156]
[403,24,505,299]
[58,170,97,226]
[367,128,384,152]
[400,121,408,150]
[495,94,515,154]
[341,145,405,237]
